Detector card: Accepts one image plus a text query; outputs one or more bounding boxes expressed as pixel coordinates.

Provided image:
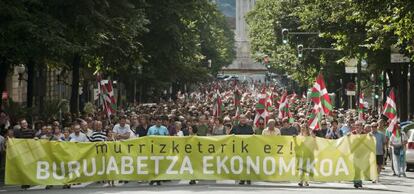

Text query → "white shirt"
[390,132,408,147]
[69,132,89,142]
[176,131,184,137]
[113,124,131,135]
[83,128,93,137]
[262,127,281,136]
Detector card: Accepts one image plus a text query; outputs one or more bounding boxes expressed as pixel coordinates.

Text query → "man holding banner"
[231,114,254,185]
[147,116,169,186]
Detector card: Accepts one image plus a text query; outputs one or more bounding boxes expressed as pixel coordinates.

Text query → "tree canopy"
[247,0,414,87]
[0,0,235,112]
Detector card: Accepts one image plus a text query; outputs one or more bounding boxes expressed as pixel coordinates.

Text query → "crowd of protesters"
[0,80,410,189]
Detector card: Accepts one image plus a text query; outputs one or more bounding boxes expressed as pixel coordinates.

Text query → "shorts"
[376,155,384,166]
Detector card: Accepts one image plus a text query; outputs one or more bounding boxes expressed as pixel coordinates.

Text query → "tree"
[247,0,413,117]
[44,0,148,114]
[246,0,342,89]
[138,0,234,101]
[0,0,70,112]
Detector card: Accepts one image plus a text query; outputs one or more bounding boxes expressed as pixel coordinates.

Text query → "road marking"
[28,185,46,190]
[71,182,94,188]
[178,180,190,185]
[216,180,236,184]
[8,181,389,190]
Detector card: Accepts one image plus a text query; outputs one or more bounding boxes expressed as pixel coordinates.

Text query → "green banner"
[6,135,377,185]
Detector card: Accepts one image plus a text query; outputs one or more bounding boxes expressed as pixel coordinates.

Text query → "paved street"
[1,166,413,194]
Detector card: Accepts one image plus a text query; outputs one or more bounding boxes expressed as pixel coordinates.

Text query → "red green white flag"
[308,103,322,130]
[97,74,117,118]
[278,91,289,119]
[234,86,242,117]
[254,87,270,128]
[310,73,332,115]
[382,88,398,136]
[358,93,365,121]
[212,88,224,118]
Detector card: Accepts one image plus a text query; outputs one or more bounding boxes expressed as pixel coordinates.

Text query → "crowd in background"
[0,81,410,189]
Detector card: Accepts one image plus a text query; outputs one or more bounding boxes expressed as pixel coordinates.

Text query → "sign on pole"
[344,58,358,74]
[346,90,356,96]
[391,45,410,63]
[345,67,357,74]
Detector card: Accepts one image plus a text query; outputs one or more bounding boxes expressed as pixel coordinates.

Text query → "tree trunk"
[80,79,88,113]
[382,70,387,106]
[37,62,47,117]
[399,64,408,121]
[0,59,9,109]
[410,63,414,119]
[342,74,351,109]
[70,54,81,115]
[26,59,35,108]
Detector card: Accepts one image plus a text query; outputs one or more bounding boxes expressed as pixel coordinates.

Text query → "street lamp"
[16,64,26,86]
[137,64,143,104]
[361,59,368,71]
[282,28,289,44]
[297,44,304,58]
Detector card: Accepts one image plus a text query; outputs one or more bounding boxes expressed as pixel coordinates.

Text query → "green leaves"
[140,0,234,85]
[0,0,234,103]
[246,0,414,90]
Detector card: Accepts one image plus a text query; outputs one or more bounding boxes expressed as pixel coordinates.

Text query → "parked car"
[406,129,414,171]
[216,74,229,80]
[223,75,238,81]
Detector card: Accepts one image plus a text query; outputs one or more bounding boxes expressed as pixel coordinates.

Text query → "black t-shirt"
[135,125,149,137]
[182,128,190,136]
[230,124,254,135]
[14,128,36,139]
[280,126,299,136]
[314,128,328,138]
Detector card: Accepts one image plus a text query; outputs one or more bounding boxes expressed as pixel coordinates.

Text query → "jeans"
[392,148,406,176]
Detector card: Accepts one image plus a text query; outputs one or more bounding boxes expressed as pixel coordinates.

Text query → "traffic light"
[297,44,304,58]
[282,28,289,44]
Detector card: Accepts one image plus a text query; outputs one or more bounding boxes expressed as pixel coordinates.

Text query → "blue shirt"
[340,125,350,136]
[372,131,385,155]
[147,125,169,136]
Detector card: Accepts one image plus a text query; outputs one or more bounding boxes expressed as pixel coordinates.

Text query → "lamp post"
[16,64,26,86]
[57,68,64,124]
[16,64,26,103]
[134,77,137,105]
[356,45,369,109]
[138,64,143,104]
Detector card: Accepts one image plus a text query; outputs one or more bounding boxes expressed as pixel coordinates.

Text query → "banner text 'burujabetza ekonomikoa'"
[6,135,377,185]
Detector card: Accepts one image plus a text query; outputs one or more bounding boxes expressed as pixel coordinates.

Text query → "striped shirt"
[88,131,107,142]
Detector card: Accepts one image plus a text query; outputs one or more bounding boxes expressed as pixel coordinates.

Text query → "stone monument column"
[235,0,256,67]
[222,0,266,80]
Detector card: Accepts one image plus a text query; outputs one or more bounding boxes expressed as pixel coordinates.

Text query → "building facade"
[221,0,267,81]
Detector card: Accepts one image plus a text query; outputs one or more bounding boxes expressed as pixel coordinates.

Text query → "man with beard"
[230,114,254,185]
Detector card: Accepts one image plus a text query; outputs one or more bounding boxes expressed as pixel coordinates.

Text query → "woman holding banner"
[297,124,313,187]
